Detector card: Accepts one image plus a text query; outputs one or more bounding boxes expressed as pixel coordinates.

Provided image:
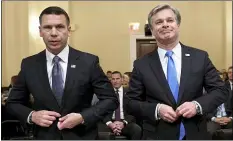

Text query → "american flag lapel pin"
[71,65,76,68]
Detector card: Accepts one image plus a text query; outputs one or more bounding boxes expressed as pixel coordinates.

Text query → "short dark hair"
[228,66,232,70]
[106,71,112,74]
[124,72,132,78]
[112,71,122,78]
[39,6,70,25]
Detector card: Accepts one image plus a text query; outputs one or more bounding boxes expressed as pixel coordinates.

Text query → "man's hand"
[159,104,178,123]
[32,110,61,127]
[215,117,231,125]
[176,102,197,118]
[57,113,84,130]
[114,121,124,130]
[108,122,120,135]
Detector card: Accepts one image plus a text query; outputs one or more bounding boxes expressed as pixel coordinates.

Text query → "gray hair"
[148,4,181,29]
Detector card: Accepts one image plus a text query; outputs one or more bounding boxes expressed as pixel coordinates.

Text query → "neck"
[47,45,67,55]
[157,38,179,50]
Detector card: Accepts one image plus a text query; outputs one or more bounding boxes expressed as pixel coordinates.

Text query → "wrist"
[123,120,127,126]
[77,113,84,124]
[157,103,162,117]
[211,117,216,122]
[29,111,35,124]
[192,101,201,115]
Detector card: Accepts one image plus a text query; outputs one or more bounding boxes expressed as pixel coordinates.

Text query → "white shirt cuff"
[27,111,34,124]
[155,103,161,120]
[123,120,128,125]
[211,117,216,122]
[106,121,112,126]
[192,101,203,115]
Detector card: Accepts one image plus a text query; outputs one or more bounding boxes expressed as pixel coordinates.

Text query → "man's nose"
[50,27,58,36]
[162,21,169,28]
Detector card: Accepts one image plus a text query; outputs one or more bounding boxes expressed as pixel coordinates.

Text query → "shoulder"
[69,47,98,61]
[21,50,45,67]
[181,43,208,57]
[133,50,155,67]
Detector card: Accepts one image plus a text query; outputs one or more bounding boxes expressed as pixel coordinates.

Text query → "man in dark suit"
[124,4,229,140]
[100,71,141,139]
[6,6,118,140]
[207,66,232,137]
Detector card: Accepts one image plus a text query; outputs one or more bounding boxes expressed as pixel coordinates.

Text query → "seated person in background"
[101,71,141,139]
[106,71,112,81]
[206,66,233,137]
[8,75,18,90]
[122,73,130,88]
[2,93,8,106]
[7,75,18,95]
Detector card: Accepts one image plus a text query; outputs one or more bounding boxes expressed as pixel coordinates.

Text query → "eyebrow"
[155,17,175,21]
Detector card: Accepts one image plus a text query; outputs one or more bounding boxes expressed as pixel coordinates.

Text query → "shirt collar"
[157,43,182,61]
[46,45,69,64]
[229,80,232,85]
[114,86,123,93]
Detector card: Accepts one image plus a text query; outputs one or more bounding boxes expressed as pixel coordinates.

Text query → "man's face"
[39,14,71,54]
[150,8,179,44]
[111,73,123,89]
[107,73,112,80]
[123,74,129,85]
[228,68,232,81]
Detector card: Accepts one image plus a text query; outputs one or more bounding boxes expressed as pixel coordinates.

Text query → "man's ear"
[39,26,43,37]
[68,26,71,36]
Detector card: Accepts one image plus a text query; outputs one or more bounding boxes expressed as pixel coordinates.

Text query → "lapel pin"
[71,65,76,68]
[185,54,190,57]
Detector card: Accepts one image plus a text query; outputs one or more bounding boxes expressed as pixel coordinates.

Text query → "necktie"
[166,51,185,140]
[115,89,121,121]
[52,56,64,106]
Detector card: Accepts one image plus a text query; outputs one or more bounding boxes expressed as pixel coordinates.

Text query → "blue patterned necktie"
[166,51,185,140]
[52,56,64,106]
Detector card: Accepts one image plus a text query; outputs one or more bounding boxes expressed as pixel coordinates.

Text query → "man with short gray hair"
[125,4,229,140]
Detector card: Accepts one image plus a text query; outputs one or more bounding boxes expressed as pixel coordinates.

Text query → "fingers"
[43,115,57,121]
[113,128,121,135]
[45,111,61,117]
[58,120,69,130]
[176,102,196,118]
[59,115,68,122]
[182,109,193,118]
[163,111,177,122]
[176,107,189,116]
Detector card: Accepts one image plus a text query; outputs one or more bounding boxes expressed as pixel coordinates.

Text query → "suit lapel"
[177,44,191,105]
[36,51,61,111]
[149,50,176,105]
[61,47,81,108]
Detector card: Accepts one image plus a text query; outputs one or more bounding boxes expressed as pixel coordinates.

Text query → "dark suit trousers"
[207,120,232,137]
[99,122,142,140]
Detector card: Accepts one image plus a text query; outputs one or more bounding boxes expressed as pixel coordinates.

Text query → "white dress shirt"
[112,86,124,119]
[106,86,128,125]
[46,45,69,88]
[27,45,69,124]
[230,81,232,90]
[155,43,202,120]
[157,43,182,84]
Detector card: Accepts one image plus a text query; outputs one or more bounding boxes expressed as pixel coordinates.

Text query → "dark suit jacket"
[124,43,229,140]
[103,87,135,124]
[6,47,119,140]
[206,80,232,120]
